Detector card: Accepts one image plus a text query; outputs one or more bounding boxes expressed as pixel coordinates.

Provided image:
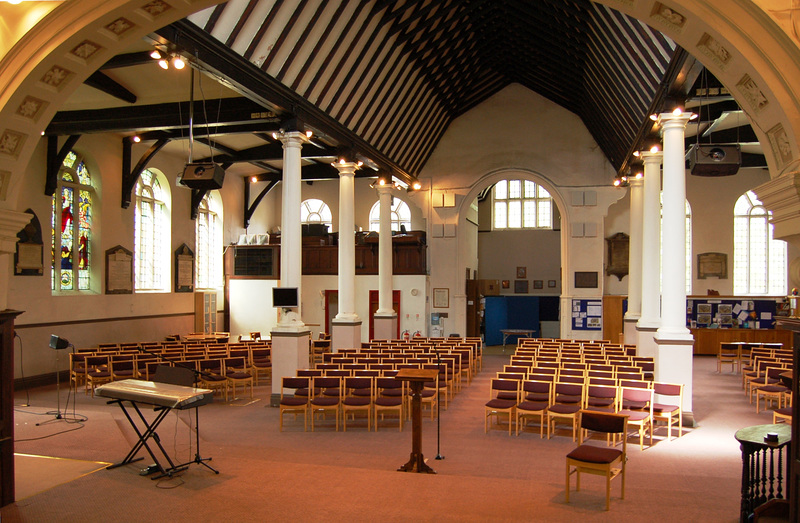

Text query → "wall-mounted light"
[132,135,141,143]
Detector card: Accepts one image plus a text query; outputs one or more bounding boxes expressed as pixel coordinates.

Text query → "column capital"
[0,209,32,254]
[276,130,309,147]
[332,160,360,177]
[640,150,663,163]
[375,184,396,196]
[628,175,644,188]
[656,111,695,129]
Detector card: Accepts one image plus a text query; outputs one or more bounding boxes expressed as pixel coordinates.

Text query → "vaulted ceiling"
[46,0,765,188]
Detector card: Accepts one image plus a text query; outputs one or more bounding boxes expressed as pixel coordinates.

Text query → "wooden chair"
[84,355,113,397]
[717,342,740,373]
[198,359,229,402]
[617,386,654,450]
[652,382,683,440]
[279,376,310,431]
[547,382,585,441]
[224,356,254,400]
[485,378,519,435]
[753,367,790,413]
[250,347,271,384]
[310,375,342,431]
[515,379,552,437]
[566,410,629,511]
[342,376,374,431]
[374,376,404,431]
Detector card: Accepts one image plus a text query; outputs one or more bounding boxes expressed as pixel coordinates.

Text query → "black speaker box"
[687,144,741,176]
[179,163,225,189]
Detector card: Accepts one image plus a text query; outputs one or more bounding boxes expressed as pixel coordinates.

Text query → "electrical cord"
[14,332,31,407]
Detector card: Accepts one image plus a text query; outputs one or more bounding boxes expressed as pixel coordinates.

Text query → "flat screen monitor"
[272,287,298,308]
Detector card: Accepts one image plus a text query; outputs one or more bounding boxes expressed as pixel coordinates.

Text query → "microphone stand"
[136,346,220,477]
[435,348,444,461]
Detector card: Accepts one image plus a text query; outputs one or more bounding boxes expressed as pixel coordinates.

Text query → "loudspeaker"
[49,334,70,350]
[179,163,225,189]
[687,144,741,176]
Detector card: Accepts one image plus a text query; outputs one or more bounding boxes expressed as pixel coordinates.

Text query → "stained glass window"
[196,192,223,289]
[733,191,787,295]
[52,151,93,291]
[369,197,411,232]
[492,179,552,229]
[135,169,169,291]
[300,199,332,232]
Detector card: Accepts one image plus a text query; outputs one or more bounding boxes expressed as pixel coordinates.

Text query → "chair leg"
[565,462,571,503]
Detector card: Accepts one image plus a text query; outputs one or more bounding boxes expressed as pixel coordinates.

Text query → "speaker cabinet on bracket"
[686,144,741,176]
[179,163,225,190]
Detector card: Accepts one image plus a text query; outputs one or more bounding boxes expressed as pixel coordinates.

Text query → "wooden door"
[368,290,401,339]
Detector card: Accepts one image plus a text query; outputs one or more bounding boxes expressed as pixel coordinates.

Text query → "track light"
[412,181,422,191]
[150,49,162,60]
[132,135,141,143]
[158,59,169,70]
[172,55,185,69]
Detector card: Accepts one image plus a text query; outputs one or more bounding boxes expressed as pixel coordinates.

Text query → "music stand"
[151,359,219,476]
[40,334,72,424]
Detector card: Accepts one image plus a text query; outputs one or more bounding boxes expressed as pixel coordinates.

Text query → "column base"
[623,315,640,346]
[331,319,363,351]
[635,324,658,358]
[654,335,695,414]
[270,329,311,397]
[373,312,398,341]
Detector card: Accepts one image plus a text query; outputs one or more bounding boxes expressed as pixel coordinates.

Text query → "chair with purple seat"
[617,386,654,450]
[374,376,404,431]
[310,375,342,431]
[566,410,629,511]
[652,382,683,440]
[485,378,519,435]
[279,376,310,431]
[754,366,790,413]
[342,376,374,431]
[515,379,553,437]
[547,381,585,441]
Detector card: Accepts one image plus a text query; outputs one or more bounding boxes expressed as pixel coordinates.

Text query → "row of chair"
[717,342,787,374]
[71,347,272,397]
[279,374,414,432]
[486,377,683,448]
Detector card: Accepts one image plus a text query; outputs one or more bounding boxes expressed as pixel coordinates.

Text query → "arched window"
[734,191,787,295]
[196,192,223,289]
[492,179,552,229]
[660,196,692,294]
[300,198,332,232]
[52,151,93,291]
[135,169,170,291]
[369,197,411,232]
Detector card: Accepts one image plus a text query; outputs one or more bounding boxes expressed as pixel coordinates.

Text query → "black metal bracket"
[121,136,170,208]
[244,179,278,228]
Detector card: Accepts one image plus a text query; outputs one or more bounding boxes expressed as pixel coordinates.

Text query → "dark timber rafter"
[154,20,417,186]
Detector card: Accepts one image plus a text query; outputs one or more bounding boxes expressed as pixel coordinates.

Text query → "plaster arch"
[2,0,800,213]
[453,167,575,338]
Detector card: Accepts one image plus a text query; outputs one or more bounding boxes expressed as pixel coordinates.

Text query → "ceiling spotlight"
[158,59,169,70]
[379,178,386,186]
[172,55,186,69]
[305,130,313,138]
[339,158,346,165]
[672,107,683,116]
[650,145,660,153]
[132,135,141,143]
[412,181,422,190]
[633,151,640,157]
[649,114,658,121]
[690,113,699,120]
[635,172,643,179]
[150,49,163,60]
[613,179,621,187]
[357,161,363,167]
[250,176,258,183]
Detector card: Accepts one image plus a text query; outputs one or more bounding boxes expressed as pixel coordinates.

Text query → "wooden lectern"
[395,368,439,474]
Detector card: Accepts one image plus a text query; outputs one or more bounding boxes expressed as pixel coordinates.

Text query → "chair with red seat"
[566,410,629,511]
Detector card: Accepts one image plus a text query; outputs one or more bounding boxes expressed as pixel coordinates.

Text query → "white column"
[270,131,310,403]
[637,150,662,357]
[656,112,693,342]
[331,160,362,350]
[373,184,398,340]
[376,185,394,314]
[623,174,643,345]
[653,110,695,420]
[276,131,306,329]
